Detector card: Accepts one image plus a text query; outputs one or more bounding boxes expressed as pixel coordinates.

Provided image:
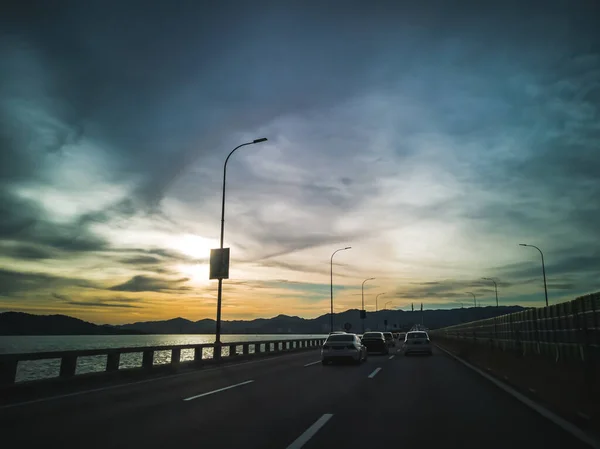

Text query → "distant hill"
[0,312,145,336]
[114,305,526,335]
[0,306,526,336]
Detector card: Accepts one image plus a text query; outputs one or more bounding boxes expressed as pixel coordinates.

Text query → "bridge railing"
[0,338,326,387]
[430,291,599,363]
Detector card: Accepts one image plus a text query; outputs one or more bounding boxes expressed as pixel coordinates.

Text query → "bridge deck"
[0,346,592,449]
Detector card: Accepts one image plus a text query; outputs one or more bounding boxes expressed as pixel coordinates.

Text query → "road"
[0,346,592,449]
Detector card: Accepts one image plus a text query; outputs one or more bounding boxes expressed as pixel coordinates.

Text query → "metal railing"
[430,292,600,363]
[0,338,326,386]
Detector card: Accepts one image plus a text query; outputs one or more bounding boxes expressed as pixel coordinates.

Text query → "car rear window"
[362,333,383,339]
[407,332,428,339]
[327,335,354,342]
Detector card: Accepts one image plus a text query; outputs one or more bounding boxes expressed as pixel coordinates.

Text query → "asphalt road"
[0,346,592,449]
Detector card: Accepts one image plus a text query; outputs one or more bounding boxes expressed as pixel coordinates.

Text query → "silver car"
[321,333,368,365]
[403,331,433,356]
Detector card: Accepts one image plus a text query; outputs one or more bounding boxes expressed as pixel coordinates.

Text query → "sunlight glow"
[176,263,210,285]
[170,234,218,260]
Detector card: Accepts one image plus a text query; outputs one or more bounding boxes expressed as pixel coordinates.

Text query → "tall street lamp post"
[482,277,499,308]
[519,243,549,307]
[213,138,267,349]
[375,292,386,313]
[466,291,476,308]
[330,247,352,333]
[361,277,375,333]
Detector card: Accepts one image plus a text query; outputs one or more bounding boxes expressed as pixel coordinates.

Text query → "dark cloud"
[66,301,141,309]
[256,259,355,278]
[51,292,143,309]
[3,243,56,260]
[0,188,109,260]
[120,255,164,265]
[108,275,191,293]
[0,268,96,296]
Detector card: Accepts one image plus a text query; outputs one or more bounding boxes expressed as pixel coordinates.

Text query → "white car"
[403,331,433,356]
[321,333,368,365]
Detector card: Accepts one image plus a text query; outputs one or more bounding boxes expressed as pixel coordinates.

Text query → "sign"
[344,322,352,331]
[209,248,230,279]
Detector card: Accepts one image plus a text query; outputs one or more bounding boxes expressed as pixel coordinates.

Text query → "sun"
[168,234,217,285]
[170,234,218,260]
[176,262,210,285]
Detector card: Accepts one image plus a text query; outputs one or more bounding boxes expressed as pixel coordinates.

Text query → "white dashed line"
[368,367,382,378]
[0,350,313,410]
[286,413,333,449]
[183,380,254,401]
[304,361,321,367]
[389,355,395,360]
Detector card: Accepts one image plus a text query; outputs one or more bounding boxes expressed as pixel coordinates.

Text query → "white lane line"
[435,345,600,449]
[183,380,254,401]
[0,350,316,410]
[388,355,395,360]
[286,413,333,449]
[304,361,321,367]
[368,367,382,378]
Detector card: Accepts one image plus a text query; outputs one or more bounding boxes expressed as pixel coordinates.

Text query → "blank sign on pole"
[209,248,230,279]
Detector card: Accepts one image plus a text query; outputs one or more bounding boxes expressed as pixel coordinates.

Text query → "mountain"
[115,305,526,335]
[0,306,526,336]
[0,312,145,336]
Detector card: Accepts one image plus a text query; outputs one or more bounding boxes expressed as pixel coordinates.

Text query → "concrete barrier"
[0,338,326,388]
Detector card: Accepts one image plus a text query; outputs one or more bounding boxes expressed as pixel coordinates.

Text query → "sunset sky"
[1,1,599,324]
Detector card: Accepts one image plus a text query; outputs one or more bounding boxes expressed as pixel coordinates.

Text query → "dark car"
[383,332,395,348]
[360,332,388,355]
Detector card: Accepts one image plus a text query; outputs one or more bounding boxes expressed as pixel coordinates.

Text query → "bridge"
[1,321,599,449]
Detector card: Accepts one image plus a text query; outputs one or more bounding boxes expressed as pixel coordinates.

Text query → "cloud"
[0,1,599,322]
[120,255,164,265]
[0,268,97,296]
[51,292,144,309]
[2,243,56,260]
[108,275,191,293]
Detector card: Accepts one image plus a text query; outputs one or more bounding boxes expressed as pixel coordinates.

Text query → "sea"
[0,334,327,383]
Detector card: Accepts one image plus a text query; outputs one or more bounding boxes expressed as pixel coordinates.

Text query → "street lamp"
[519,243,549,307]
[361,277,375,333]
[466,291,476,308]
[330,247,352,332]
[482,278,499,308]
[214,138,268,347]
[375,292,386,312]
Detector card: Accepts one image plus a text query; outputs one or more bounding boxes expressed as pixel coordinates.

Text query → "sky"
[1,1,599,325]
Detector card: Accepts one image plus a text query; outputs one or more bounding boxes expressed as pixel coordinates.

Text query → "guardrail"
[0,338,326,387]
[430,292,599,363]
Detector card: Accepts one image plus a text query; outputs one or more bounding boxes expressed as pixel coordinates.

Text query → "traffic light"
[360,310,367,319]
[384,319,388,326]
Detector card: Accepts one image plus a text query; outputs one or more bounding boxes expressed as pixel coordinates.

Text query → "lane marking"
[435,345,600,449]
[388,355,395,360]
[304,361,321,367]
[183,380,254,401]
[0,350,317,410]
[286,413,333,449]
[368,367,382,378]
